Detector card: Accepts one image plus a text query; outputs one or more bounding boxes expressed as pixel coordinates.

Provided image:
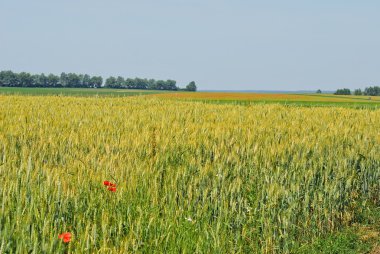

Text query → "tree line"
[0,71,103,88]
[334,86,380,96]
[0,71,197,91]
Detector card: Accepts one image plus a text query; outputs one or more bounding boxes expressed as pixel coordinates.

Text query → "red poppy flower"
[58,232,72,243]
[107,187,116,192]
[103,181,116,187]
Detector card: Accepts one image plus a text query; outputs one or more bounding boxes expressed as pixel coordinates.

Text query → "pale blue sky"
[0,0,379,90]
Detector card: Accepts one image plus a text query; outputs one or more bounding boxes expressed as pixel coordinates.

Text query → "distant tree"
[354,89,363,96]
[0,71,19,87]
[18,72,33,87]
[32,74,40,87]
[47,74,60,87]
[0,71,5,86]
[90,76,103,88]
[334,88,351,95]
[155,80,166,90]
[363,86,380,96]
[147,79,157,90]
[66,73,80,87]
[316,89,322,94]
[39,73,49,87]
[82,74,91,88]
[124,78,135,89]
[115,76,125,89]
[0,70,181,90]
[78,74,84,87]
[105,76,117,88]
[134,78,148,89]
[165,80,178,90]
[186,81,197,91]
[60,72,68,87]
[32,74,50,87]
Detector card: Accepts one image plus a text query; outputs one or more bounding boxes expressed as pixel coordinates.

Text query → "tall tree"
[82,74,91,88]
[60,72,68,87]
[165,80,177,90]
[147,79,157,90]
[186,81,197,91]
[39,73,48,87]
[105,76,117,88]
[354,89,362,96]
[91,76,103,88]
[364,86,380,96]
[334,88,351,95]
[0,70,184,90]
[67,73,80,87]
[18,72,33,87]
[115,76,125,89]
[0,71,17,86]
[47,74,60,87]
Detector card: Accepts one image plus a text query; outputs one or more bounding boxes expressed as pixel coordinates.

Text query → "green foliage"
[354,89,363,96]
[295,230,372,254]
[294,205,380,254]
[0,70,103,88]
[105,76,117,88]
[0,70,193,91]
[316,89,322,94]
[363,86,380,96]
[334,88,351,95]
[186,81,197,91]
[104,77,179,90]
[340,86,380,96]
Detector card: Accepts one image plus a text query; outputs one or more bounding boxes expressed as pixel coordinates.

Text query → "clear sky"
[0,0,379,90]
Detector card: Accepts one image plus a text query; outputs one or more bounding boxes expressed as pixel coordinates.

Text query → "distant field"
[153,91,380,102]
[0,87,168,97]
[152,92,380,108]
[1,87,380,108]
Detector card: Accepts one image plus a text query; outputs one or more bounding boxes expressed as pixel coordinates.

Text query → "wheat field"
[0,95,379,253]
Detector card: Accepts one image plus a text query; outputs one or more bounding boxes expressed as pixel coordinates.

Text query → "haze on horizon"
[0,0,379,91]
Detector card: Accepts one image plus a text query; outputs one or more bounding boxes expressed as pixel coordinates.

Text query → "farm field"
[0,95,379,253]
[2,87,380,108]
[153,92,380,108]
[154,91,380,102]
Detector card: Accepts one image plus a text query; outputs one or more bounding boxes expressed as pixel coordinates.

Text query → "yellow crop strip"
[0,95,379,253]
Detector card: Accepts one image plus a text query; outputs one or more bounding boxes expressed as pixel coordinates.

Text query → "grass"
[0,95,379,253]
[296,229,372,254]
[294,205,380,253]
[0,87,169,97]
